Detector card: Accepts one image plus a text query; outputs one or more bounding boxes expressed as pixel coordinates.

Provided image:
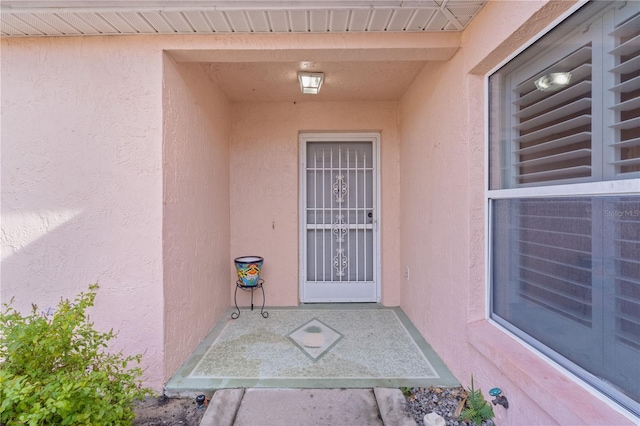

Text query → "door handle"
[367,211,377,230]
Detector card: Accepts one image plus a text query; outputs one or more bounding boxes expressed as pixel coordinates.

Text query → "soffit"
[0,0,487,37]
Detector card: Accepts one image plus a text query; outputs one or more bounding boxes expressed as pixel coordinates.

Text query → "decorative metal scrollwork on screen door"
[332,174,348,203]
[332,214,347,243]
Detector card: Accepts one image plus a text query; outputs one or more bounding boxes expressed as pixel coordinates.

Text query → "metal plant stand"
[231,279,268,319]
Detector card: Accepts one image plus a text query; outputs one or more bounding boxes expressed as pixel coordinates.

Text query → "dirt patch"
[133,395,206,426]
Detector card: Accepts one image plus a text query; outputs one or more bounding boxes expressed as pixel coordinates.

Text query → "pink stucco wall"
[399,0,633,424]
[1,36,165,389]
[230,101,401,307]
[162,56,231,383]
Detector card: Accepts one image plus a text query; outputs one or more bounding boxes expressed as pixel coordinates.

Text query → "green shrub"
[460,376,494,426]
[0,284,153,425]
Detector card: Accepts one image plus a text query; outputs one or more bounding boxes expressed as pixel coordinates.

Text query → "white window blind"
[516,199,593,326]
[609,12,640,176]
[512,46,593,186]
[608,199,640,350]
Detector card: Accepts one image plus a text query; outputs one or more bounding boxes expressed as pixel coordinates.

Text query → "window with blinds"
[488,1,640,415]
[490,1,640,190]
[492,196,640,414]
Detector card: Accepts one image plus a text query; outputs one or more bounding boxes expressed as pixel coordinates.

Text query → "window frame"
[484,0,640,418]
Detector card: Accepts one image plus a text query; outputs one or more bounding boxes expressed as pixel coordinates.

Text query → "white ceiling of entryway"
[0,0,487,37]
[1,1,486,102]
[199,60,428,102]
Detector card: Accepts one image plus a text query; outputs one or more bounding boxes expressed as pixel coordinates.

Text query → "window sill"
[466,320,636,425]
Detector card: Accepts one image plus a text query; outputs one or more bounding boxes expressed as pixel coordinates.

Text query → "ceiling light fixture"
[298,72,324,94]
[534,72,572,92]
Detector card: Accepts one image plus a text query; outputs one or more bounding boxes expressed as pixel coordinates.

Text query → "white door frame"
[298,132,382,303]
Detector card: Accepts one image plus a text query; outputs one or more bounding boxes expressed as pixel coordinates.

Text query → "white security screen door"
[299,133,380,303]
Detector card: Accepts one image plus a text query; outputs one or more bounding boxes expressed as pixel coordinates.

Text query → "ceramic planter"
[234,256,264,287]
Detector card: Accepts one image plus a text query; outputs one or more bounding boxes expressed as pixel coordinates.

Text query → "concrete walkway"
[199,388,417,426]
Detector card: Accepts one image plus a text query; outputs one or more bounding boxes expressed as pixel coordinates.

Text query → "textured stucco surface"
[230,101,401,307]
[162,56,231,383]
[1,36,165,389]
[398,1,632,424]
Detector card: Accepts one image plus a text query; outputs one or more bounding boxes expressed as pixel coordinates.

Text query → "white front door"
[299,133,380,303]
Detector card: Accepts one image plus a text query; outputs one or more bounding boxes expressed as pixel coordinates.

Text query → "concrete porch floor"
[165,304,459,397]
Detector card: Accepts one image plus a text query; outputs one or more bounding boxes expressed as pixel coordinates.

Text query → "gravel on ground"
[404,386,495,426]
